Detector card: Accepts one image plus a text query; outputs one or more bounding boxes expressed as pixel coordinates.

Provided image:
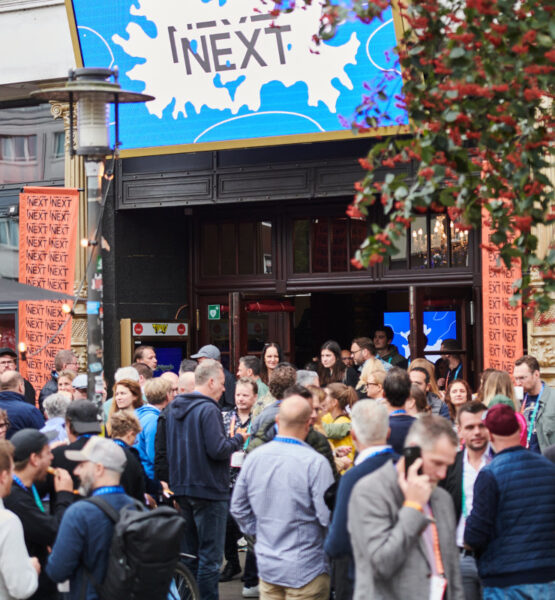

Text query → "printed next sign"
[67,0,407,156]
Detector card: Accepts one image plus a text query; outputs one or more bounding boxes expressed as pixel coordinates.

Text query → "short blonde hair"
[144,377,172,406]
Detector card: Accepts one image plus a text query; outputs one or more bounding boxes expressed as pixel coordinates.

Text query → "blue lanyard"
[112,439,128,449]
[523,383,544,448]
[92,486,125,497]
[274,436,304,446]
[446,364,462,387]
[78,434,93,441]
[361,448,394,462]
[13,474,45,513]
[390,409,406,416]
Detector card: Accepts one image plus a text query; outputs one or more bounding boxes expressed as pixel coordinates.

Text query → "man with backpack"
[45,436,135,599]
[46,436,185,600]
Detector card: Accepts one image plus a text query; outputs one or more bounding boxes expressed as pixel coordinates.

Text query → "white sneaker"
[242,584,260,598]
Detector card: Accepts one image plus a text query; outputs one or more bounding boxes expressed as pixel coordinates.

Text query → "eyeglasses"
[350,348,362,355]
[0,360,15,366]
[366,382,381,387]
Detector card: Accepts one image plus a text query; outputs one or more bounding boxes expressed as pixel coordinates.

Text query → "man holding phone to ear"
[348,415,464,600]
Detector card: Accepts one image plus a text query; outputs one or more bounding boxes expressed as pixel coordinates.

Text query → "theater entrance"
[195,286,477,386]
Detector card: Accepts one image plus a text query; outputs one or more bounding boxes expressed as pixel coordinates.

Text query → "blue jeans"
[484,581,555,600]
[177,496,228,600]
[460,554,482,600]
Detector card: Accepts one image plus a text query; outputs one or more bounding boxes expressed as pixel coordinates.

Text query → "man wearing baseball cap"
[3,429,74,599]
[51,400,102,487]
[465,404,555,598]
[46,437,135,599]
[191,345,235,410]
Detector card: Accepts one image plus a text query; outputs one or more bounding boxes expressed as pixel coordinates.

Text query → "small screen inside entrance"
[384,311,457,362]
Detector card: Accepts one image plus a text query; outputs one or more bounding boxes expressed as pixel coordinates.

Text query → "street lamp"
[31,68,153,406]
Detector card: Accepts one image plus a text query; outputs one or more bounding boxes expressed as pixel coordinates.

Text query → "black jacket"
[154,405,169,482]
[23,378,37,407]
[118,443,147,503]
[4,481,74,599]
[440,450,464,521]
[38,375,58,413]
[52,435,93,487]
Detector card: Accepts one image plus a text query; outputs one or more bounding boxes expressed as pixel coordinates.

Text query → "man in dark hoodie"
[166,359,244,600]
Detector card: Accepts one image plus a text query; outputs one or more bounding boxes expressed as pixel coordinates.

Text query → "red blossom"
[358,158,371,170]
[346,204,364,219]
[351,258,363,270]
[513,215,532,232]
[369,253,384,266]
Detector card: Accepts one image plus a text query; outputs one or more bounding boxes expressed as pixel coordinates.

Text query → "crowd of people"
[0,329,554,600]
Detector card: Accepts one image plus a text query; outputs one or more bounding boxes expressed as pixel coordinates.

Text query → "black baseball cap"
[66,399,102,434]
[11,429,49,462]
[0,347,17,358]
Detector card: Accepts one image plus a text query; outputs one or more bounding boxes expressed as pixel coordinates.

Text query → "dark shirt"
[38,374,58,413]
[113,440,147,503]
[0,390,45,438]
[154,406,169,482]
[23,378,37,407]
[387,413,415,454]
[4,479,74,600]
[52,435,95,487]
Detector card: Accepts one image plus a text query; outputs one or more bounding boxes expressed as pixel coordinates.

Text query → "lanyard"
[446,364,462,388]
[521,383,544,448]
[112,439,128,449]
[390,409,406,416]
[274,436,303,446]
[428,507,445,576]
[387,356,393,364]
[359,448,394,464]
[77,434,93,441]
[92,486,125,496]
[230,413,252,450]
[13,474,45,514]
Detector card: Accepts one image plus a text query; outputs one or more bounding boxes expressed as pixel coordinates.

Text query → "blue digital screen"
[146,345,185,375]
[68,0,407,153]
[384,311,457,362]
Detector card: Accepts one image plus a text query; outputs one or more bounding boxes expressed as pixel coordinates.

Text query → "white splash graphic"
[112,0,360,119]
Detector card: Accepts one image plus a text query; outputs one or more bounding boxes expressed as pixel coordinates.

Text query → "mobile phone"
[403,446,422,477]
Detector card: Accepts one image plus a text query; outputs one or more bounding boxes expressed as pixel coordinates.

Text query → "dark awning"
[0,278,74,302]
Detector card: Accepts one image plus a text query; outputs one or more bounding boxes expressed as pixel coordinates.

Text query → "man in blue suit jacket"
[325,400,397,600]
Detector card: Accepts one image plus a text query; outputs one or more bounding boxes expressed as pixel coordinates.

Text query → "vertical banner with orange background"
[18,187,80,399]
[481,209,523,371]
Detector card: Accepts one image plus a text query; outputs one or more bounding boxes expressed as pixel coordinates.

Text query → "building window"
[53,132,65,158]
[0,135,37,162]
[200,221,273,277]
[389,211,470,271]
[292,216,368,274]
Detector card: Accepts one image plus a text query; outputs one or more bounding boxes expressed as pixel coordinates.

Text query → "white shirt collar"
[355,444,392,466]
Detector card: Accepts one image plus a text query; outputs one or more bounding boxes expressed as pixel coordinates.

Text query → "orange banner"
[481,212,523,371]
[18,187,80,398]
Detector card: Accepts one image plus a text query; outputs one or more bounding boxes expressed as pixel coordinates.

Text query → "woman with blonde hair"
[356,358,386,398]
[322,383,358,472]
[482,370,518,409]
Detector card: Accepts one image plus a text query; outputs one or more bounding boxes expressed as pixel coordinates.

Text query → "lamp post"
[31,68,153,406]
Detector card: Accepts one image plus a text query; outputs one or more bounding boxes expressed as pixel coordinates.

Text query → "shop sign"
[132,322,189,336]
[66,0,406,156]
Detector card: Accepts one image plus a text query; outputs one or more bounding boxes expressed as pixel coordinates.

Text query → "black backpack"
[82,497,186,600]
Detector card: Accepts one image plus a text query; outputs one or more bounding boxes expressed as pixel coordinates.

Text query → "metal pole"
[85,159,105,407]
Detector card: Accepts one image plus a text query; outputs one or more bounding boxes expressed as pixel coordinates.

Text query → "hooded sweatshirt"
[166,392,244,499]
[134,404,161,480]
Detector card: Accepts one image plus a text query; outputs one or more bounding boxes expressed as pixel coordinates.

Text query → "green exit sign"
[208,304,221,320]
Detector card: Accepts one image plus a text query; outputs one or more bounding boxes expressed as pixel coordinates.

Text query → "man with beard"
[4,429,74,599]
[46,437,135,599]
[440,402,492,600]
